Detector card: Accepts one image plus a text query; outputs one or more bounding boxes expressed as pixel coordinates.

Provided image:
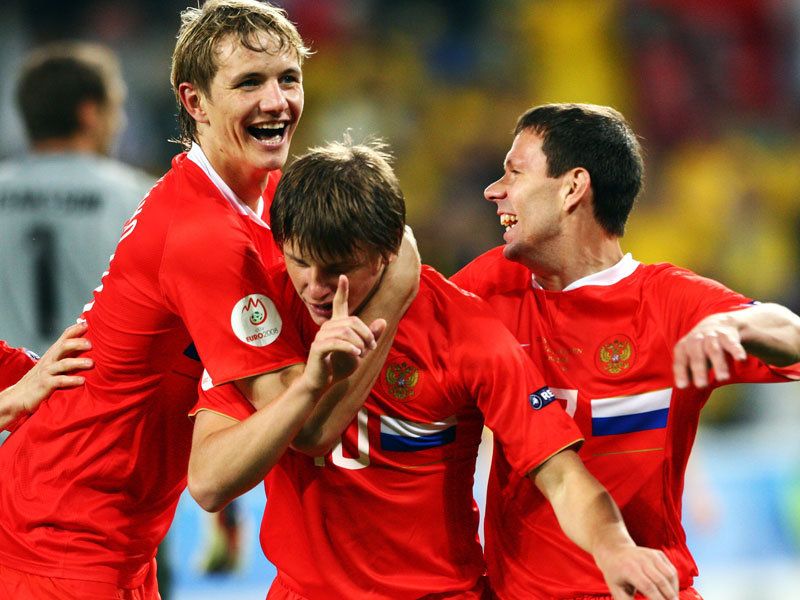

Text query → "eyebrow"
[281,66,302,78]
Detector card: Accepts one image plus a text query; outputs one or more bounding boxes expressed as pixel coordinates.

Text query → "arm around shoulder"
[188,364,322,512]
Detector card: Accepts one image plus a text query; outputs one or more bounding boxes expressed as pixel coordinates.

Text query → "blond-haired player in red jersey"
[188,139,679,600]
[0,2,416,599]
[451,103,800,599]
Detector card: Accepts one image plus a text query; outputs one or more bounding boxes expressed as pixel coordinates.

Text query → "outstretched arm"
[0,322,93,431]
[673,302,800,389]
[532,450,678,600]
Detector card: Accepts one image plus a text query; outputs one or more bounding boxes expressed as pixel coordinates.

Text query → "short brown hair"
[16,42,123,142]
[171,0,310,149]
[270,138,406,263]
[515,103,644,237]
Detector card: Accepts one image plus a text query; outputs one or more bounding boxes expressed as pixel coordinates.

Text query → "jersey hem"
[0,549,151,588]
[522,437,584,477]
[209,358,305,388]
[188,407,242,422]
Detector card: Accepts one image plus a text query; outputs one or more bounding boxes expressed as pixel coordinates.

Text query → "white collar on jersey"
[531,253,641,291]
[187,143,269,229]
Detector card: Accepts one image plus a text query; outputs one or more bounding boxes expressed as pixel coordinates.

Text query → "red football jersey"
[0,341,35,391]
[0,145,288,587]
[0,341,36,433]
[192,265,583,599]
[452,247,800,598]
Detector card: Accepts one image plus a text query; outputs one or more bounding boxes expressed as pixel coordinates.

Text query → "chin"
[257,149,289,172]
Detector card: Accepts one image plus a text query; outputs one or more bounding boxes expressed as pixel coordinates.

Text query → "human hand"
[13,321,93,414]
[673,313,746,389]
[595,543,678,600]
[304,276,386,392]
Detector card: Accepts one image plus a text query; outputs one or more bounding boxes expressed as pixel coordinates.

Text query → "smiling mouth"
[247,122,288,145]
[500,213,518,232]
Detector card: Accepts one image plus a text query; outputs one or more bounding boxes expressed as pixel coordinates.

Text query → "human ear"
[178,82,209,124]
[563,168,590,213]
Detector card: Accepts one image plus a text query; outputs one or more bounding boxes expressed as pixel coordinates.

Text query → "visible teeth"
[248,122,287,143]
[500,214,518,230]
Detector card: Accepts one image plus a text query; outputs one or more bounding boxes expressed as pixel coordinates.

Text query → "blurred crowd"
[1,0,799,424]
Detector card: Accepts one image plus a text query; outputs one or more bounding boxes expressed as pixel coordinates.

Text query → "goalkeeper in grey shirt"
[0,42,154,355]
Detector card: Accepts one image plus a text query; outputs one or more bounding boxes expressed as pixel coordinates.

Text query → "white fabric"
[0,152,154,353]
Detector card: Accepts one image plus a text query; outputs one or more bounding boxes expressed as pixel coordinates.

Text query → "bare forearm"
[534,459,632,556]
[189,377,321,511]
[735,303,800,366]
[0,387,26,431]
[534,451,678,598]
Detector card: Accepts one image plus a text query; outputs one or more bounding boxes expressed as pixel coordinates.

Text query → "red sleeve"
[651,265,800,383]
[189,381,256,422]
[0,341,36,390]
[160,212,305,386]
[1,341,37,432]
[452,298,583,479]
[451,246,531,300]
[450,247,503,295]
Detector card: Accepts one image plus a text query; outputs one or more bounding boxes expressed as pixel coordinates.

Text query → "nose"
[306,267,334,301]
[484,177,506,204]
[259,79,289,114]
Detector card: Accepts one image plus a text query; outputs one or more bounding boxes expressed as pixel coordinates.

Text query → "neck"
[352,261,389,316]
[32,135,101,155]
[195,143,268,211]
[227,172,268,212]
[526,227,624,292]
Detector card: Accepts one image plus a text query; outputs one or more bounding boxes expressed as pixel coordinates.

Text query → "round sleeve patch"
[230,294,282,347]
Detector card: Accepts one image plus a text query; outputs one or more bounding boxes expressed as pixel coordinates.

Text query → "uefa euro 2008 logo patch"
[231,294,282,347]
[529,386,555,410]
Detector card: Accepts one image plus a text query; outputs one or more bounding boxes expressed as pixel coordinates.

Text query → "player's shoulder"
[148,154,239,227]
[419,265,484,305]
[90,155,155,194]
[451,245,531,298]
[417,265,512,335]
[637,261,734,296]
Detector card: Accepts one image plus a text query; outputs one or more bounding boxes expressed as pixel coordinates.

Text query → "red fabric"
[196,266,582,598]
[0,341,35,391]
[0,341,36,432]
[567,587,702,600]
[452,246,800,598]
[0,559,159,600]
[266,573,492,600]
[0,152,284,586]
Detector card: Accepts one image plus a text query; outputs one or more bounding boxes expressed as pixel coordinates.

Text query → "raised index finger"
[332,274,349,319]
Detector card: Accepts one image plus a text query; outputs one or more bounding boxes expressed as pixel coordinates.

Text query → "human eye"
[288,255,308,268]
[234,73,262,89]
[280,71,301,86]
